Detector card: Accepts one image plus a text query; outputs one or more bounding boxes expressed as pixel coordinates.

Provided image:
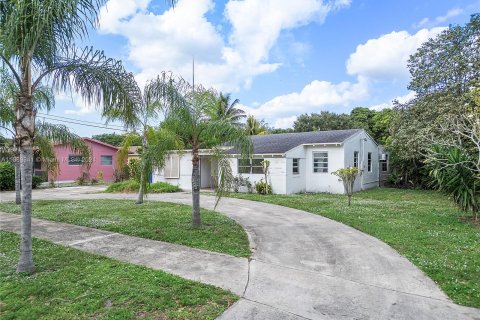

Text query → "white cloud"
[246,77,369,121]
[346,27,445,81]
[57,92,97,115]
[274,116,298,129]
[414,8,464,28]
[435,8,463,23]
[368,91,416,111]
[98,0,351,91]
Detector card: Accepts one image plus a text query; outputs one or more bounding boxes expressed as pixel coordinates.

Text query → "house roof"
[230,129,363,155]
[82,137,120,150]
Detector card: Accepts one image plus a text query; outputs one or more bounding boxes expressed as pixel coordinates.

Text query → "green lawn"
[228,188,480,308]
[0,200,250,257]
[0,231,236,320]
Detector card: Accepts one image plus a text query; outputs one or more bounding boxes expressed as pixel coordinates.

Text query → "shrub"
[106,180,181,193]
[147,182,181,193]
[0,162,15,191]
[255,179,272,195]
[128,158,142,182]
[76,172,90,186]
[105,180,140,193]
[32,176,43,189]
[90,179,99,185]
[233,175,253,193]
[332,167,359,206]
[427,145,480,221]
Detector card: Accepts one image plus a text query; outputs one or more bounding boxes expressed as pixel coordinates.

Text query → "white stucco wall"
[285,145,306,194]
[152,152,192,190]
[343,131,379,191]
[229,157,287,194]
[304,145,345,194]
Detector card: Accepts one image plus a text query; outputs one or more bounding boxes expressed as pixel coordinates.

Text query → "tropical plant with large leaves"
[1,67,90,202]
[0,0,142,273]
[162,81,252,227]
[205,92,246,127]
[116,127,183,203]
[107,72,186,204]
[245,115,268,135]
[427,145,480,222]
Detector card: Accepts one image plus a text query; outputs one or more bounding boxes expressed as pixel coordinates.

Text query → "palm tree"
[107,73,185,204]
[0,1,141,273]
[206,93,246,126]
[0,67,90,204]
[162,81,252,227]
[245,115,268,135]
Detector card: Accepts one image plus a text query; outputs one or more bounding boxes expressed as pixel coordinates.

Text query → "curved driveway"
[1,187,479,319]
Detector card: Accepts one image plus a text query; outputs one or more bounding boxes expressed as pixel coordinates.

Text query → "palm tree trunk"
[14,152,21,205]
[191,145,201,227]
[16,58,35,273]
[136,131,148,204]
[136,165,146,204]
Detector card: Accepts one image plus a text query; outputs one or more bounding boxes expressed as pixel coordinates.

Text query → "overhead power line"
[37,112,127,130]
[39,115,129,132]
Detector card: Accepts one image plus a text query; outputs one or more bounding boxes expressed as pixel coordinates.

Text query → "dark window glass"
[68,155,83,166]
[292,158,299,174]
[101,155,113,165]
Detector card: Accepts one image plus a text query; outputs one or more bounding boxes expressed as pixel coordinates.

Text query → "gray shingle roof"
[230,129,362,154]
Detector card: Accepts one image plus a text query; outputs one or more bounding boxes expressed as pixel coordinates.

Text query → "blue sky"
[46,0,480,136]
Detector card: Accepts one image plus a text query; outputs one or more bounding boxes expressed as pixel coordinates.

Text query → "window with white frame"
[313,152,328,173]
[292,158,299,174]
[367,152,372,172]
[238,159,264,174]
[353,151,359,168]
[100,155,113,165]
[164,154,180,178]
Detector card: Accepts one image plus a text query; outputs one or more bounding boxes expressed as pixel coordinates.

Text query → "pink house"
[50,138,121,182]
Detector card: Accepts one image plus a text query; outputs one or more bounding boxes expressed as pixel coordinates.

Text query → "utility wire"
[39,115,129,132]
[37,112,126,129]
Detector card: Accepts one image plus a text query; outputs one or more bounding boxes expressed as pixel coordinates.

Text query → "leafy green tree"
[389,14,480,189]
[408,14,480,96]
[163,82,251,227]
[205,92,246,127]
[349,107,374,133]
[92,133,143,146]
[268,127,295,134]
[371,108,395,145]
[294,111,351,132]
[0,0,139,273]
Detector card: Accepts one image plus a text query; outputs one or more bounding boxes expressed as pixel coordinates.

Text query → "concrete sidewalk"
[1,187,480,319]
[0,212,248,296]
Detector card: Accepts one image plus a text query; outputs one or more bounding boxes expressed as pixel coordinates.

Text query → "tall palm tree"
[107,72,185,204]
[0,1,140,273]
[206,92,246,126]
[0,67,90,204]
[245,115,268,135]
[162,81,252,227]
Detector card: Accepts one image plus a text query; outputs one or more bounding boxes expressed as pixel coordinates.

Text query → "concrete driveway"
[1,186,479,319]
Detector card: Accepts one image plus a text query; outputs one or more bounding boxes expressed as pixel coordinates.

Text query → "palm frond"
[45,47,143,129]
[0,0,102,69]
[35,122,91,173]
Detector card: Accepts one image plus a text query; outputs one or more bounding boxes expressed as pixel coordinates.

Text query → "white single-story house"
[153,129,388,194]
